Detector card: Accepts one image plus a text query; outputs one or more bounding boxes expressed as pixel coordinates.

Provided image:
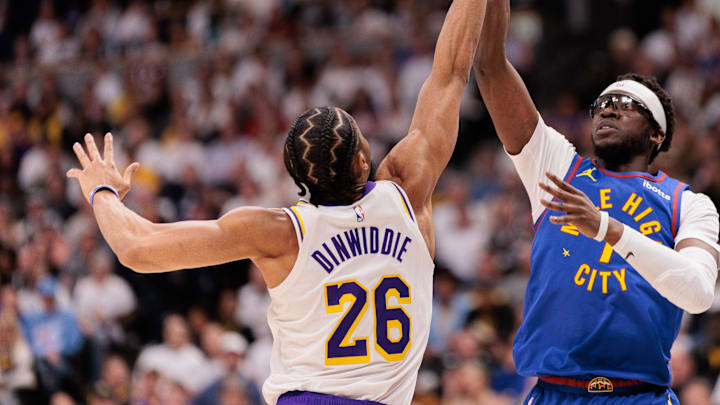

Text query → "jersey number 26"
[324,275,411,365]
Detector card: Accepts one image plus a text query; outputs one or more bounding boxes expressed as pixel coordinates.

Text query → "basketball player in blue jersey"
[472,0,719,404]
[65,1,487,404]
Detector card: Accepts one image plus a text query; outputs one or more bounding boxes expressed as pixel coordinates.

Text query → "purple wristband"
[90,185,119,207]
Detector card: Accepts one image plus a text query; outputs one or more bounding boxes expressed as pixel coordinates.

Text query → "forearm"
[91,192,286,273]
[433,0,487,81]
[92,192,156,270]
[474,60,537,152]
[473,0,509,73]
[422,0,487,157]
[386,0,485,209]
[608,222,718,314]
[472,0,537,154]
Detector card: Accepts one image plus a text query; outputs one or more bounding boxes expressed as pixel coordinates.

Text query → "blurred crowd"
[0,0,719,404]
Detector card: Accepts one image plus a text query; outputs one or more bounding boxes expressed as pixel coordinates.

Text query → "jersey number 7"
[324,276,411,365]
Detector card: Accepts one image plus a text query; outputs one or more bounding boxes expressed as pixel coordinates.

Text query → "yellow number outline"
[324,276,413,365]
[324,280,370,365]
[373,275,412,362]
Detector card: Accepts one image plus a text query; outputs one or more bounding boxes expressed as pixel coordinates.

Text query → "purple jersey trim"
[362,181,377,197]
[391,183,415,223]
[278,391,385,405]
[288,208,304,241]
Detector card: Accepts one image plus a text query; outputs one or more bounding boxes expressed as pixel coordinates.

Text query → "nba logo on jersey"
[354,205,366,222]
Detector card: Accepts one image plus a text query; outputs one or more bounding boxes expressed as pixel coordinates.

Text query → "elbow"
[685,287,715,314]
[654,263,716,314]
[117,245,153,274]
[686,263,718,314]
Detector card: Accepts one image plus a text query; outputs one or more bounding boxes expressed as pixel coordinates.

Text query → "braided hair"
[616,73,676,164]
[283,106,365,205]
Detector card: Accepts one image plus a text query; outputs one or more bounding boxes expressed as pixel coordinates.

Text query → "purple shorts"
[277,391,385,405]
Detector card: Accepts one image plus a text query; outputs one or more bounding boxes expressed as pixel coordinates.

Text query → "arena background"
[0,0,719,404]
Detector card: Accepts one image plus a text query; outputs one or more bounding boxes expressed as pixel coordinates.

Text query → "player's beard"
[592,132,654,168]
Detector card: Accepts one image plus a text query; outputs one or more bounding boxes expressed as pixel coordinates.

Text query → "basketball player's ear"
[650,127,665,150]
[355,148,369,173]
[360,151,370,172]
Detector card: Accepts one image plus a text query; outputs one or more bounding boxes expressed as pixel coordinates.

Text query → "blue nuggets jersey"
[514,155,689,386]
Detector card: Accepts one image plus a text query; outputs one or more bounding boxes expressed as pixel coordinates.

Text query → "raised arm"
[376,0,487,214]
[67,134,296,287]
[472,0,538,154]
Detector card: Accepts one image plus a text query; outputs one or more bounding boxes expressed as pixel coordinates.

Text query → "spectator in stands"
[98,354,131,405]
[234,265,270,341]
[50,391,77,405]
[73,248,136,378]
[20,277,83,394]
[133,314,209,395]
[0,300,36,404]
[193,331,261,405]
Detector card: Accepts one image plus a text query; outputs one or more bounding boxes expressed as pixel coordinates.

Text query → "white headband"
[600,80,667,133]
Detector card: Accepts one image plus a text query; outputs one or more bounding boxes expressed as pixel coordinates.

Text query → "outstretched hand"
[539,172,602,239]
[66,133,139,204]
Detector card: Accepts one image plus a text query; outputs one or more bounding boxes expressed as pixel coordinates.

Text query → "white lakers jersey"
[263,181,434,405]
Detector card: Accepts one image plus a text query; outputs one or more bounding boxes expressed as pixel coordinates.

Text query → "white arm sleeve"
[506,113,578,222]
[613,224,718,314]
[676,190,720,254]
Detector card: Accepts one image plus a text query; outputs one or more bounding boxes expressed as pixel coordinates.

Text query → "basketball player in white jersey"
[66,1,487,404]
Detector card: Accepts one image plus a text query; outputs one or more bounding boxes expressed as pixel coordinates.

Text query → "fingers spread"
[104,133,115,166]
[73,142,91,169]
[85,133,102,162]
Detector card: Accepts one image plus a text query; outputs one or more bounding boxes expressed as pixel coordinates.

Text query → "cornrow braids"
[283,115,308,197]
[341,111,359,186]
[283,106,363,206]
[320,110,336,184]
[616,73,676,164]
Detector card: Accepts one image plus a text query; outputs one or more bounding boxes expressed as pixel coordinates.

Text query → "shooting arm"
[377,0,487,210]
[473,0,538,154]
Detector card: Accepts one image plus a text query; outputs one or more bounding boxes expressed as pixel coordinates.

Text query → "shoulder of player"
[219,206,292,224]
[506,113,577,173]
[680,189,719,216]
[218,207,296,251]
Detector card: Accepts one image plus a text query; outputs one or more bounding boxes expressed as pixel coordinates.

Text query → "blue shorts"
[277,391,385,405]
[523,382,679,404]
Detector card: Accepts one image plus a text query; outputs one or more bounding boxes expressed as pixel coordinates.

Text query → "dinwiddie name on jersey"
[311,226,413,273]
[557,187,667,295]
